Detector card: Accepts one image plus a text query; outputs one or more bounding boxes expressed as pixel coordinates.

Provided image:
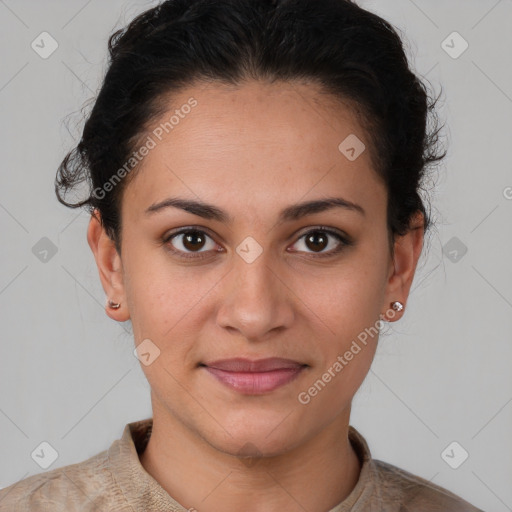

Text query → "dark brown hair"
[55,0,446,255]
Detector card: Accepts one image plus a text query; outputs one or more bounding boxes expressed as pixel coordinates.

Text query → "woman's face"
[89,80,422,457]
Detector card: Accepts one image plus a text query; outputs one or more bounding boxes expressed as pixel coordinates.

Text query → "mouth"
[200,357,308,395]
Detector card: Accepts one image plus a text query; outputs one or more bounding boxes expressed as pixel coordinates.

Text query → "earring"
[107,299,121,310]
[391,301,404,312]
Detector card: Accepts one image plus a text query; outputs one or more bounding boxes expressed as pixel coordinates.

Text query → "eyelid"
[163,226,221,244]
[287,226,353,258]
[292,225,351,243]
[162,225,352,259]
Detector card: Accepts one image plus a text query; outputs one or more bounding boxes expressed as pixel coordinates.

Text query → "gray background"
[0,1,511,510]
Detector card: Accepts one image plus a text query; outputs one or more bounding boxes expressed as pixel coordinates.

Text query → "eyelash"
[161,226,353,261]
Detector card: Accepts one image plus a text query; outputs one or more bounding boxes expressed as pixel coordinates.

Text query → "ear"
[381,211,424,321]
[86,209,130,322]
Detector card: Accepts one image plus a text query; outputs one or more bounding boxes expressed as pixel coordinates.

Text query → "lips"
[203,357,305,372]
[201,357,307,394]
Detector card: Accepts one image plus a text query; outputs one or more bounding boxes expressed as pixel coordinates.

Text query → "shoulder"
[347,426,484,512]
[0,447,129,512]
[373,459,485,512]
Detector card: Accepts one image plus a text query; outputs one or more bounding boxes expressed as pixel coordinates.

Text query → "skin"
[87,79,424,512]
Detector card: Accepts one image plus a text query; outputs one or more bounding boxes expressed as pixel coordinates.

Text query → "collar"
[108,417,379,512]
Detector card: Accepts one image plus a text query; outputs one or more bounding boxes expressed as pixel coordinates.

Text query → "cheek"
[122,245,195,332]
[297,289,381,414]
[296,244,387,381]
[298,257,386,338]
[123,249,215,372]
[312,288,381,385]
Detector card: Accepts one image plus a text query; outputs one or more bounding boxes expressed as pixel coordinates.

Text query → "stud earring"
[107,299,121,309]
[391,301,404,312]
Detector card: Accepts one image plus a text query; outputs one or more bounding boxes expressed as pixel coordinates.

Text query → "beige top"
[0,418,483,511]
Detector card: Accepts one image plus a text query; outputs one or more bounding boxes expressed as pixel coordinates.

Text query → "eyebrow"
[145,196,365,223]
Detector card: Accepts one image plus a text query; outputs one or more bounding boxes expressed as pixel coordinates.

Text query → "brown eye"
[164,229,218,259]
[181,231,207,251]
[290,228,352,258]
[304,231,329,252]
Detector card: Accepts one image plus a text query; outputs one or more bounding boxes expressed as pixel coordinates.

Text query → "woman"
[0,0,484,510]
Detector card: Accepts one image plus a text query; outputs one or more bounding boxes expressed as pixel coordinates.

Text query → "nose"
[215,243,295,342]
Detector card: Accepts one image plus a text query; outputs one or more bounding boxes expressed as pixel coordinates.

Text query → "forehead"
[122,80,385,221]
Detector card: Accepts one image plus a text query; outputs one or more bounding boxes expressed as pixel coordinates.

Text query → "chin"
[200,412,310,460]
[210,431,300,461]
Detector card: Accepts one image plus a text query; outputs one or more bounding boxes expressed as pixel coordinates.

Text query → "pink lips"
[202,357,306,394]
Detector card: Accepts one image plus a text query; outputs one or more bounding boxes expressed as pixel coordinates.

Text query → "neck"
[139,400,361,512]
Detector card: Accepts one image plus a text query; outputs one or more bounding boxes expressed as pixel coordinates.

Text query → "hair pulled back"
[55,0,446,254]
